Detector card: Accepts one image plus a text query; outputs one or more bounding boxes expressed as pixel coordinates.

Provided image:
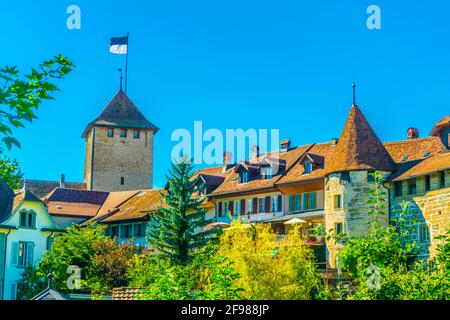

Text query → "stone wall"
[324,171,390,268]
[389,172,450,258]
[84,127,154,192]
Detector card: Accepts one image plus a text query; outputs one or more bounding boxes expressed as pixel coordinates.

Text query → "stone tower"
[82,90,158,192]
[324,104,395,267]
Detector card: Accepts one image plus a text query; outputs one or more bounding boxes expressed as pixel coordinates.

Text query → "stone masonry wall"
[85,127,154,192]
[324,171,390,268]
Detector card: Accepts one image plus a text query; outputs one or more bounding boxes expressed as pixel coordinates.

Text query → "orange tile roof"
[392,152,450,181]
[209,144,312,197]
[430,115,450,136]
[277,142,335,185]
[101,189,166,223]
[327,105,396,174]
[47,202,101,217]
[384,137,444,163]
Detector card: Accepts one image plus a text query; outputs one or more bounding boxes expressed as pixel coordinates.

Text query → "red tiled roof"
[327,105,396,174]
[392,152,450,181]
[384,136,444,163]
[82,90,158,138]
[430,115,450,136]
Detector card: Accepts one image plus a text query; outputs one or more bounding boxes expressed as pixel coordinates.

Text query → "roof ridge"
[383,136,438,145]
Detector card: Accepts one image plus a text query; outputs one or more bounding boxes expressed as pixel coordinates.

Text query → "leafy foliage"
[0,55,74,152]
[0,157,23,189]
[146,158,217,265]
[216,219,320,300]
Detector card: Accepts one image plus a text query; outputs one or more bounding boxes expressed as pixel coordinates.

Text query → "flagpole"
[125,32,129,92]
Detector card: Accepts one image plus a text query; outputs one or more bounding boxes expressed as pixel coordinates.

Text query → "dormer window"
[19,211,36,229]
[120,129,127,138]
[240,171,249,183]
[262,167,273,179]
[198,180,206,195]
[304,159,313,174]
[107,128,114,137]
[133,130,140,139]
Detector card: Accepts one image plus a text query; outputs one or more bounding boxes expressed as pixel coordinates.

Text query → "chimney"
[407,128,419,140]
[280,139,291,152]
[331,138,339,146]
[250,145,260,161]
[222,152,233,173]
[60,174,66,188]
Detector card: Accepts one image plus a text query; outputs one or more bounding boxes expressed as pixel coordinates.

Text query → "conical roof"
[82,90,159,137]
[327,105,396,174]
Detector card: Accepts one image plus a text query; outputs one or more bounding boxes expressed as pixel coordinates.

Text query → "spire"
[327,105,396,174]
[118,68,123,92]
[352,82,357,105]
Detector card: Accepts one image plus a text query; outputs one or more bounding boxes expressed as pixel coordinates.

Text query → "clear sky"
[2,0,450,188]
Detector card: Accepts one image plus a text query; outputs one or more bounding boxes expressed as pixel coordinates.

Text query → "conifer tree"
[147,158,216,265]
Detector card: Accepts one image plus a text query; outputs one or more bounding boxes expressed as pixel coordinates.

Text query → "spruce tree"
[147,158,216,265]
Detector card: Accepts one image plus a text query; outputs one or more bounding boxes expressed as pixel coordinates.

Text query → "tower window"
[408,178,417,195]
[334,194,342,209]
[394,181,403,197]
[107,128,114,137]
[120,177,125,185]
[440,171,446,189]
[335,222,343,235]
[133,130,140,139]
[425,175,431,191]
[120,129,127,138]
[304,159,312,174]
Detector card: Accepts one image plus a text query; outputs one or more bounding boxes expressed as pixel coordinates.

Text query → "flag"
[109,36,128,54]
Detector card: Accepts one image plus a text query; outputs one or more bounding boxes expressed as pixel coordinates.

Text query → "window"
[135,223,144,237]
[122,225,132,239]
[303,193,310,210]
[120,129,127,138]
[271,196,277,213]
[247,199,253,215]
[107,128,114,137]
[239,199,246,215]
[310,192,317,209]
[418,223,430,242]
[110,226,119,238]
[440,172,446,189]
[240,171,249,183]
[198,181,206,195]
[334,194,342,209]
[217,202,223,217]
[258,198,265,213]
[367,171,375,183]
[304,159,312,174]
[13,242,34,267]
[133,130,140,139]
[19,211,35,228]
[263,167,273,179]
[425,175,431,192]
[394,181,403,197]
[235,200,241,216]
[121,177,125,185]
[335,223,343,235]
[408,178,417,195]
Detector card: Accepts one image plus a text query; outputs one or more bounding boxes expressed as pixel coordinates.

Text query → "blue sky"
[2,0,450,188]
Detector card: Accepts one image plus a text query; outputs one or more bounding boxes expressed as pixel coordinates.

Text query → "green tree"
[0,55,74,152]
[146,158,216,265]
[0,157,23,189]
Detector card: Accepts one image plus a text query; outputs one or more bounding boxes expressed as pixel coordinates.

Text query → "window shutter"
[252,198,258,214]
[229,201,234,216]
[10,283,17,300]
[265,197,271,213]
[240,199,246,214]
[303,193,309,210]
[11,242,19,265]
[288,195,293,212]
[295,195,301,211]
[26,243,34,266]
[277,195,283,212]
[217,202,223,217]
[310,192,317,209]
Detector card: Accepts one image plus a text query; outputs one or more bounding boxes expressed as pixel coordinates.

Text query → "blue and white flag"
[109,36,128,54]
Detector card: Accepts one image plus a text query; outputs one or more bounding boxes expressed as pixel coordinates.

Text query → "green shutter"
[288,195,293,212]
[0,233,5,298]
[310,192,317,209]
[295,195,301,211]
[303,193,309,210]
[11,242,19,266]
[26,243,34,266]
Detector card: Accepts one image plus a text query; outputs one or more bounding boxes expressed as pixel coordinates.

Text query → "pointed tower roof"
[327,105,396,174]
[82,90,159,138]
